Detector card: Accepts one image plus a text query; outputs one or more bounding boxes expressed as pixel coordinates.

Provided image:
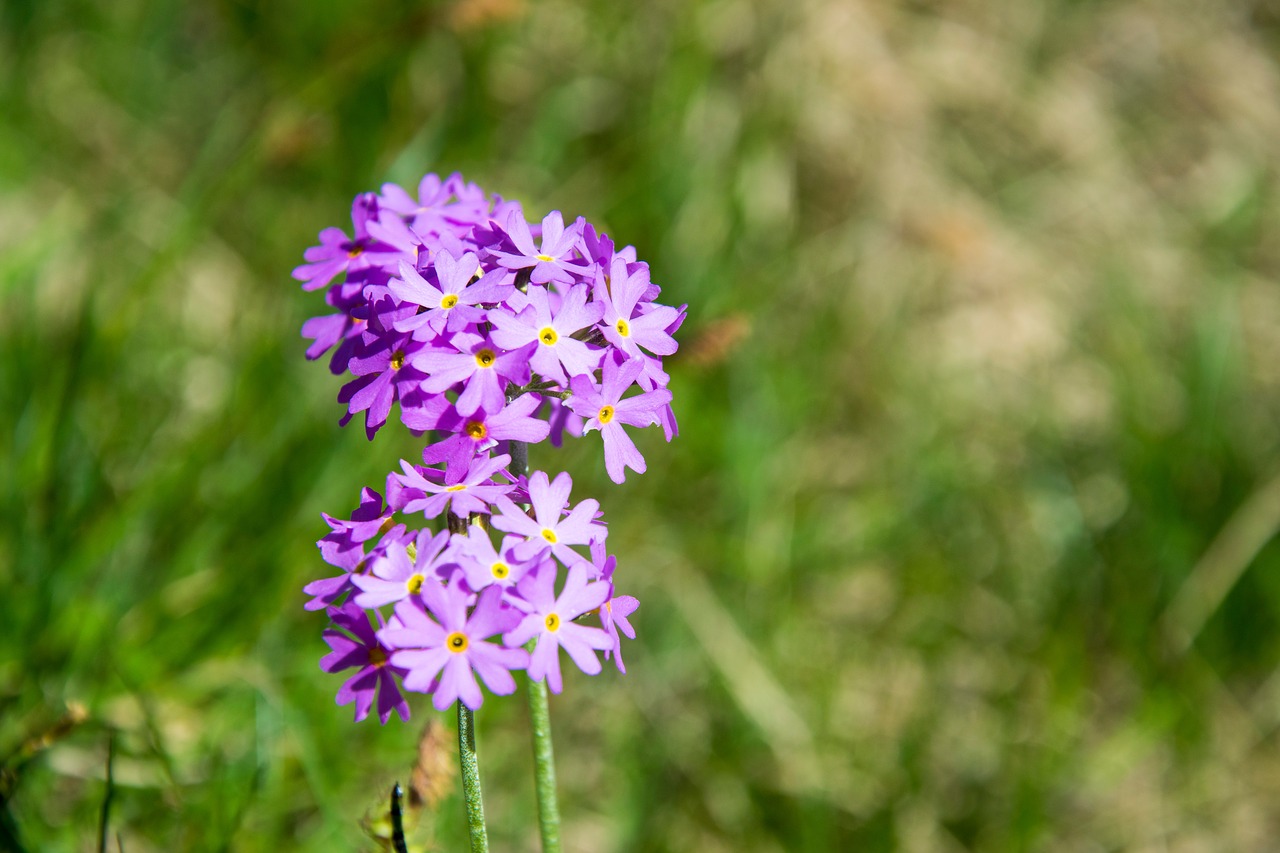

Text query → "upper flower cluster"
[296,172,680,721]
[296,173,683,483]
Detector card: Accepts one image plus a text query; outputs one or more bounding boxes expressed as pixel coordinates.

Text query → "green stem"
[457,702,490,853]
[527,665,562,853]
[509,435,563,852]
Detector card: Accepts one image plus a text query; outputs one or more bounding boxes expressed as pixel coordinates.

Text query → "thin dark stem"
[457,703,489,853]
[97,732,115,853]
[509,440,528,483]
[390,783,409,853]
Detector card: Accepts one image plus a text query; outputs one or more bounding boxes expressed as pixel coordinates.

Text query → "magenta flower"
[338,305,427,438]
[382,585,529,711]
[488,285,603,385]
[318,484,394,557]
[504,562,613,694]
[390,252,512,337]
[492,209,588,286]
[396,452,512,518]
[411,332,535,417]
[545,396,585,448]
[301,309,361,364]
[305,483,408,611]
[491,470,606,565]
[588,542,638,673]
[421,394,550,479]
[320,602,410,724]
[447,527,542,594]
[380,172,493,238]
[293,194,402,292]
[378,173,455,237]
[352,528,454,609]
[594,257,679,358]
[567,356,673,484]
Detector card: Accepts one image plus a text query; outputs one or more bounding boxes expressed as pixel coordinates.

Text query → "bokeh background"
[4,0,1280,849]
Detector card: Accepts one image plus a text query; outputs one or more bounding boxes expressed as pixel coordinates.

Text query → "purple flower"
[504,562,613,694]
[390,252,511,338]
[567,356,673,484]
[488,285,603,385]
[379,173,455,237]
[305,483,406,611]
[421,394,550,479]
[492,209,588,286]
[301,310,360,363]
[396,452,513,518]
[352,528,454,609]
[320,602,410,723]
[380,172,493,237]
[382,585,529,711]
[293,194,401,292]
[594,257,679,359]
[491,470,606,565]
[545,396,585,448]
[588,542,638,673]
[338,306,426,438]
[411,332,535,417]
[447,527,542,594]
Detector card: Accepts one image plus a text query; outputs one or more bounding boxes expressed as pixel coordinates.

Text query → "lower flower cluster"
[309,471,638,721]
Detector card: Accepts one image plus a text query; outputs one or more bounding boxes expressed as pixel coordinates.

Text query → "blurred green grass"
[4,0,1280,849]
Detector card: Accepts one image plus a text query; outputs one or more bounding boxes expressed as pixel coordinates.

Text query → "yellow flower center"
[390,349,405,371]
[446,632,469,653]
[540,528,558,544]
[535,254,554,263]
[347,246,363,259]
[538,327,558,346]
[598,405,615,424]
[474,348,496,368]
[544,613,561,632]
[465,421,488,440]
[615,318,630,337]
[368,646,388,667]
[406,573,425,595]
[446,484,467,492]
[491,562,510,580]
[440,294,459,309]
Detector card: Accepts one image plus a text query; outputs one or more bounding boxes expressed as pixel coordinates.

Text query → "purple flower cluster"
[296,173,681,722]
